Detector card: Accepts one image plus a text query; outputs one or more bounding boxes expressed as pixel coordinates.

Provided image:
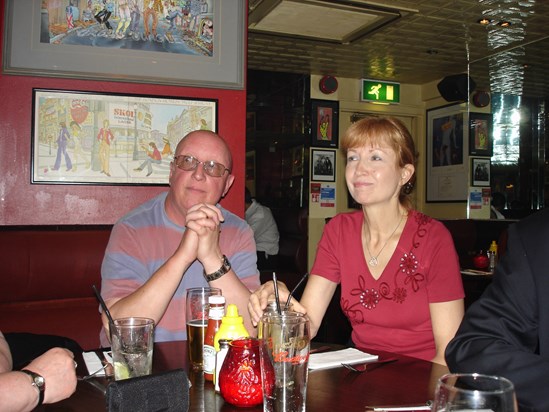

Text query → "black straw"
[93,285,115,326]
[284,273,308,310]
[272,272,282,315]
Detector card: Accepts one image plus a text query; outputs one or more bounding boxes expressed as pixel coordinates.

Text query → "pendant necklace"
[365,213,404,267]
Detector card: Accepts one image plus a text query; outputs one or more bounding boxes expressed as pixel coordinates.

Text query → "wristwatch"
[203,255,231,282]
[21,369,45,406]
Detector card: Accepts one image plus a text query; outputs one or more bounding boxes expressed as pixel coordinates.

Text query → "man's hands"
[184,203,225,272]
[25,348,77,404]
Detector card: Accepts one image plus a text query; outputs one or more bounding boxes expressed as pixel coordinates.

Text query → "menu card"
[308,348,378,370]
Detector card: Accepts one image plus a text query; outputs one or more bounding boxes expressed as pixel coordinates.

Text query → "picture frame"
[469,112,493,156]
[311,149,336,182]
[31,88,217,185]
[426,103,468,202]
[311,99,339,148]
[3,0,245,90]
[471,157,491,187]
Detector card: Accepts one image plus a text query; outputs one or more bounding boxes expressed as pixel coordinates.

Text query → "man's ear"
[221,174,235,198]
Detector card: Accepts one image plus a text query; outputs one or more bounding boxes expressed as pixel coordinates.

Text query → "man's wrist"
[203,255,231,282]
[20,369,45,407]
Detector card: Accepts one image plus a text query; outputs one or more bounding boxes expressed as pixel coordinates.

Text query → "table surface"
[43,341,448,411]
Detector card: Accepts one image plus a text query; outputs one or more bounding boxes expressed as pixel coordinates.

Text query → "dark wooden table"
[42,341,448,411]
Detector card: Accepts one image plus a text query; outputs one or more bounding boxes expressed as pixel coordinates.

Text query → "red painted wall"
[0,0,246,225]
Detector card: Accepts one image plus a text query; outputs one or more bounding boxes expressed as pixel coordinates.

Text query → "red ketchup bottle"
[203,295,225,381]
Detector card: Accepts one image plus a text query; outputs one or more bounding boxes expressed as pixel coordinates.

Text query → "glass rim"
[438,372,515,393]
[113,317,155,327]
[260,311,308,324]
[186,286,222,294]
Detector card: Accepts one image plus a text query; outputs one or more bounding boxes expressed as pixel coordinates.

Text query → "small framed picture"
[311,99,339,148]
[469,113,493,156]
[471,157,491,187]
[311,149,336,182]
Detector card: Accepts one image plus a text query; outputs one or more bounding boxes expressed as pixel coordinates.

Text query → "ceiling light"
[498,21,512,27]
[248,0,417,44]
[478,18,492,25]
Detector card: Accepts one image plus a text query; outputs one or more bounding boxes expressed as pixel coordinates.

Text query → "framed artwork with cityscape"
[3,0,245,89]
[31,89,217,185]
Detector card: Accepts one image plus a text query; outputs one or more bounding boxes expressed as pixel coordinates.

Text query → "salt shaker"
[214,339,230,392]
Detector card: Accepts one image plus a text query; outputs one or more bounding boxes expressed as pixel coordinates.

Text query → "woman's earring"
[403,181,414,194]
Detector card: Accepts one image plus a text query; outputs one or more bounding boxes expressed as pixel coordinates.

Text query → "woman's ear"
[401,163,415,184]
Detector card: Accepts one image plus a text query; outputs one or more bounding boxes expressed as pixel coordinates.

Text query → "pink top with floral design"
[311,209,464,361]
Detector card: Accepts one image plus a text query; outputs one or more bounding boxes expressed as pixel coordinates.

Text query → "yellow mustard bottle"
[213,304,249,351]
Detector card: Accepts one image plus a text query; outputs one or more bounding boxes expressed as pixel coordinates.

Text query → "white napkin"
[308,348,378,370]
[83,351,112,376]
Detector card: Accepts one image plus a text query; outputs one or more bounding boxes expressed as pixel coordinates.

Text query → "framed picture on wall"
[311,99,339,148]
[31,89,217,185]
[311,149,336,182]
[471,157,491,187]
[469,112,493,156]
[3,0,245,89]
[426,103,468,202]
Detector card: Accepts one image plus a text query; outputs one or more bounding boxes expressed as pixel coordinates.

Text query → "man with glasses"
[99,130,259,345]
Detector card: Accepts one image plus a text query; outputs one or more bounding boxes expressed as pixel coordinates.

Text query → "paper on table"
[308,348,378,370]
[83,351,111,376]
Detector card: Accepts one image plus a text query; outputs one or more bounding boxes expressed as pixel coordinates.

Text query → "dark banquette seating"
[0,217,516,351]
[0,225,112,350]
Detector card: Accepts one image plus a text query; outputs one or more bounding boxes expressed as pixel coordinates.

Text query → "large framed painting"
[3,0,245,89]
[426,103,468,202]
[32,88,217,185]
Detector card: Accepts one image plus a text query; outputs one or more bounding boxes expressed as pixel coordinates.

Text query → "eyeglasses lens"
[175,155,227,177]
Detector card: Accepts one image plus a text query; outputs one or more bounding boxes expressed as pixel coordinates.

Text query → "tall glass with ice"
[258,311,310,412]
[111,317,155,380]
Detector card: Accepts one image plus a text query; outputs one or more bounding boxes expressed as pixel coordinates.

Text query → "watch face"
[34,375,45,388]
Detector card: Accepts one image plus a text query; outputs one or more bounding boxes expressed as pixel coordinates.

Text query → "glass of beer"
[186,287,222,370]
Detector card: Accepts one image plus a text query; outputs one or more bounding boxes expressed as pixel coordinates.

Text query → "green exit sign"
[361,79,400,104]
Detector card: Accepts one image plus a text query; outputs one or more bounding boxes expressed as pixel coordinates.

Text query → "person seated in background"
[244,187,280,271]
[490,191,506,219]
[249,117,464,365]
[100,130,259,345]
[0,331,77,412]
[445,208,549,411]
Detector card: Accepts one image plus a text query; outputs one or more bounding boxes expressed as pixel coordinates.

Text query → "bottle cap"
[208,295,226,304]
[221,304,244,325]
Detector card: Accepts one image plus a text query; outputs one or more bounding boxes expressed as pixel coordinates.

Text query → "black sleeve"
[445,210,549,412]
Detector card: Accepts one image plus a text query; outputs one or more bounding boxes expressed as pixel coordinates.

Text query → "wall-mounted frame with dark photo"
[471,157,491,187]
[311,149,336,182]
[311,99,339,148]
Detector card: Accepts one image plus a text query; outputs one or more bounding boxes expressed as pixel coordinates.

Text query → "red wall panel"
[0,0,246,225]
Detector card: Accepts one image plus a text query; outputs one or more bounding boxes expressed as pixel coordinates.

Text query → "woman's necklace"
[364,214,404,267]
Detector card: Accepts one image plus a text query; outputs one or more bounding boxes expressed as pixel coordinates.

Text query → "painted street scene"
[33,90,216,185]
[42,0,214,56]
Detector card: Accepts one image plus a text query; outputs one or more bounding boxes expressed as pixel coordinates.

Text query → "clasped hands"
[180,203,225,272]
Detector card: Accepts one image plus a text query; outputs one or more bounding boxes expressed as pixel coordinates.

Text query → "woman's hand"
[248,281,307,326]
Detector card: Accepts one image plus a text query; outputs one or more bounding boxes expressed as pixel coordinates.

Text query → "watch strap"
[203,255,231,282]
[21,369,45,406]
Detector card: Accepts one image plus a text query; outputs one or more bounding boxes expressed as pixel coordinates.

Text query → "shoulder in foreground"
[327,210,363,225]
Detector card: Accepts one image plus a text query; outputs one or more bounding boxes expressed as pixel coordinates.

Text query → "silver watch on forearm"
[203,255,231,282]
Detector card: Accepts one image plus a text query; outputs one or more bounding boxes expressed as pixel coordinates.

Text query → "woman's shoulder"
[407,209,453,238]
[327,210,363,225]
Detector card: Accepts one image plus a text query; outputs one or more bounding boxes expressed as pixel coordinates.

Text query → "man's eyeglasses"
[173,155,230,178]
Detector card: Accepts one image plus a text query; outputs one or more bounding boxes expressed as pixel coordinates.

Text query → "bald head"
[175,130,233,171]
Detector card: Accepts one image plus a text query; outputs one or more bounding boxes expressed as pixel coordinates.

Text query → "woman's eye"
[371,154,382,161]
[347,155,358,162]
